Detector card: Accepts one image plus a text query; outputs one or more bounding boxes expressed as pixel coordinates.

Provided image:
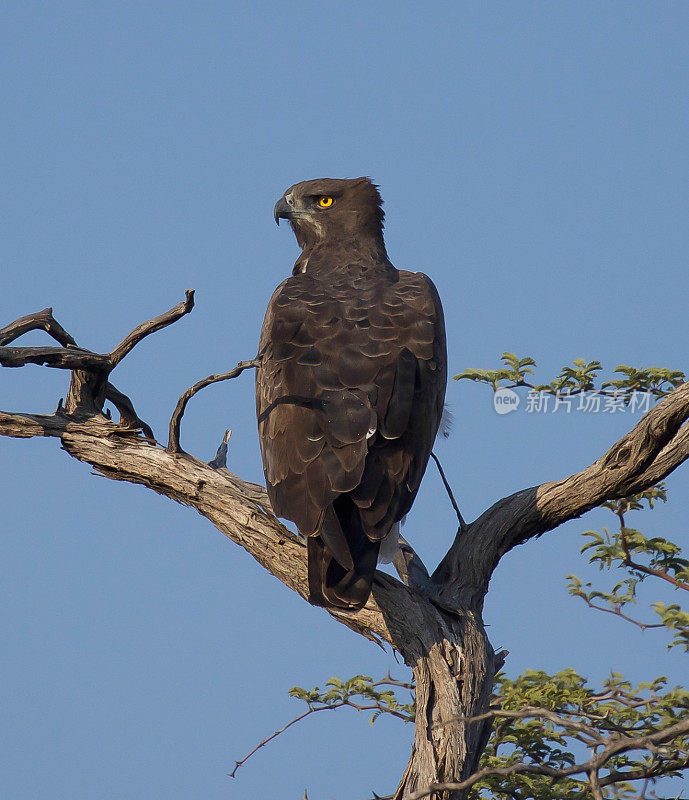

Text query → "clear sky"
[1,3,688,798]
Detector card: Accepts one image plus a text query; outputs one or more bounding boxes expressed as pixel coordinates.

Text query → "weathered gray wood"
[2,297,688,799]
[0,307,77,347]
[433,381,689,610]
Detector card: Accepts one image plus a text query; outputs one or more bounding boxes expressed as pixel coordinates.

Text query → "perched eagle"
[256,178,447,610]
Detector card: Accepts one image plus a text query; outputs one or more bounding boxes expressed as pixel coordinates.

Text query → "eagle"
[256,177,447,610]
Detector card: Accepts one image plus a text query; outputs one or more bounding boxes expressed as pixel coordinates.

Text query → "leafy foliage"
[602,366,686,396]
[289,675,415,725]
[247,357,689,798]
[472,486,688,798]
[567,485,689,652]
[470,670,689,800]
[532,358,603,394]
[280,492,689,798]
[454,355,685,402]
[455,352,536,391]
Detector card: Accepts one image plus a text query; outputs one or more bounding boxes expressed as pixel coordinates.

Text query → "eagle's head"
[274,177,385,252]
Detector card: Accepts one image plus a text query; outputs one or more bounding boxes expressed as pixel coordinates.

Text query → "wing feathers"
[380,348,417,439]
[256,267,446,608]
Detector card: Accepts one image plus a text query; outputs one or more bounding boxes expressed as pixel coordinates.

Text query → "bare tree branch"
[1,293,196,428]
[0,306,77,347]
[0,306,157,438]
[168,359,260,454]
[0,405,413,644]
[109,289,195,366]
[623,424,689,494]
[4,295,688,799]
[0,292,195,374]
[103,382,155,441]
[230,705,321,779]
[434,382,689,607]
[0,345,111,370]
[230,676,414,778]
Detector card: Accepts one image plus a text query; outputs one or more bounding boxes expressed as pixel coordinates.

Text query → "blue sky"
[1,3,688,798]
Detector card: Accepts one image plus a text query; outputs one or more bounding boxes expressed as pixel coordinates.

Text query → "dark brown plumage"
[256,178,447,609]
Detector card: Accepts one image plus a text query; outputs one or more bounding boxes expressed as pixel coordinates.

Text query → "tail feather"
[318,505,354,571]
[307,499,380,609]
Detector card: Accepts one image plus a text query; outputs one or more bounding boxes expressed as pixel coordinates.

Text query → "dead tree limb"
[0,306,77,348]
[2,292,689,799]
[168,359,261,454]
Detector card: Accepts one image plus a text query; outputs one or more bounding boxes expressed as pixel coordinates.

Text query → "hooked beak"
[273,196,292,226]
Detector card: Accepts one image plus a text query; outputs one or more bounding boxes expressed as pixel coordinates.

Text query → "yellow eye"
[317,196,334,208]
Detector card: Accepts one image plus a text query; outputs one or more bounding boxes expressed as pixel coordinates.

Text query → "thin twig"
[230,676,414,778]
[230,698,413,778]
[581,597,665,631]
[167,358,261,453]
[229,706,322,778]
[378,672,415,692]
[430,451,467,530]
[618,521,689,592]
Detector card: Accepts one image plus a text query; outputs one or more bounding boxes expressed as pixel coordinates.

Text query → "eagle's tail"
[308,498,380,610]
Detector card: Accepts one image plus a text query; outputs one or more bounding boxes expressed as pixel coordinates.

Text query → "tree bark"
[392,607,496,800]
[2,297,689,799]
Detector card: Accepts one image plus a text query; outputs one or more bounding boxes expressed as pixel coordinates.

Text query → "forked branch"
[0,292,196,432]
[0,295,418,647]
[434,381,689,606]
[3,294,689,800]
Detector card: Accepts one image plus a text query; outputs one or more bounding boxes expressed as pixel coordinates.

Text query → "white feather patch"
[439,404,453,439]
[377,522,401,564]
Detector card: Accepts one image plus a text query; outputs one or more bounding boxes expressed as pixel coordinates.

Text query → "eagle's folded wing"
[256,267,446,545]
